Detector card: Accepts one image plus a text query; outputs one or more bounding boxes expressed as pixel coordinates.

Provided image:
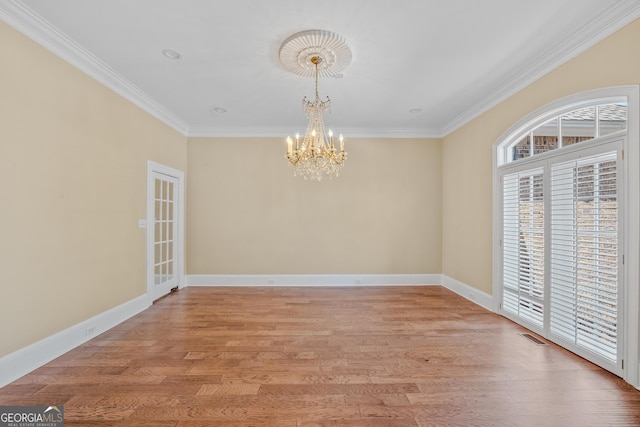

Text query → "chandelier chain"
[313,57,320,100]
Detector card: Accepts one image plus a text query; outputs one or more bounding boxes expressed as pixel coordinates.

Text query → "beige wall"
[442,18,640,294]
[0,22,187,357]
[187,137,442,275]
[4,8,639,365]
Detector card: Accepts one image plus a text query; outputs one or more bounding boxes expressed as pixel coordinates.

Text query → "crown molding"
[440,1,640,137]
[0,0,190,136]
[4,0,639,140]
[187,126,444,139]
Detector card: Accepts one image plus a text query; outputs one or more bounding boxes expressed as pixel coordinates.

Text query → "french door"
[147,162,183,301]
[499,136,623,375]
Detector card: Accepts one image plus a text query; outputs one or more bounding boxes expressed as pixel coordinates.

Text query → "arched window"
[493,86,639,388]
[496,91,632,166]
[506,102,627,162]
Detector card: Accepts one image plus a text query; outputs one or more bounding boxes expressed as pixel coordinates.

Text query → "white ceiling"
[3,0,640,137]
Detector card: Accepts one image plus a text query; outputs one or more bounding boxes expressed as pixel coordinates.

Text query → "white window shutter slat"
[550,152,619,363]
[502,168,545,327]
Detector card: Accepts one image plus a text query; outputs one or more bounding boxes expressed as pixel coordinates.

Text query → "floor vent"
[520,333,547,345]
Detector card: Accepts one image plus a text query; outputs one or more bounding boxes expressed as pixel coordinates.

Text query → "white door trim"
[146,161,185,302]
[492,85,639,388]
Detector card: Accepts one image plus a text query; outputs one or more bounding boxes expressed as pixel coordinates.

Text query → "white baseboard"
[441,275,495,312]
[186,275,496,312]
[0,294,150,388]
[186,274,442,287]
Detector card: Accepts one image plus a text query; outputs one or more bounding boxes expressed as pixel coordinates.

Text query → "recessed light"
[210,107,227,115]
[162,49,181,60]
[409,108,422,114]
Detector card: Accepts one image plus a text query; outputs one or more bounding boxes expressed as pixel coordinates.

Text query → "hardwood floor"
[1,286,639,426]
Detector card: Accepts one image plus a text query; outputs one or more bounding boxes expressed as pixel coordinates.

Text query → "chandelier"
[279,30,352,181]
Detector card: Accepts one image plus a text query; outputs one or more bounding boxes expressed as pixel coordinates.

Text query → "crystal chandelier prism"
[286,56,346,181]
[280,30,352,181]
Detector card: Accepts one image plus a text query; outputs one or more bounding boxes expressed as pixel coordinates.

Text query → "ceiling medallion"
[280,30,352,181]
[279,29,352,78]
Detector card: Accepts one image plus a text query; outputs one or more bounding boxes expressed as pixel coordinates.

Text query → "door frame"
[492,86,639,388]
[146,160,185,301]
[498,136,624,375]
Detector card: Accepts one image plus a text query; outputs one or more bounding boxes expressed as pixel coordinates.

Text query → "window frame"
[497,92,630,167]
[492,86,640,389]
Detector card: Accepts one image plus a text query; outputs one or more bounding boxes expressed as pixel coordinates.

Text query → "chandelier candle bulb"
[340,134,344,152]
[286,137,293,156]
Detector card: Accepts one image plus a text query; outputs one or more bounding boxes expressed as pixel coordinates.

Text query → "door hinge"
[622,359,624,369]
[622,149,625,160]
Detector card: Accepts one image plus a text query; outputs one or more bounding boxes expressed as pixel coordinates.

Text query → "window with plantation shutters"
[495,87,639,387]
[550,152,619,363]
[502,168,545,328]
[499,140,622,374]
